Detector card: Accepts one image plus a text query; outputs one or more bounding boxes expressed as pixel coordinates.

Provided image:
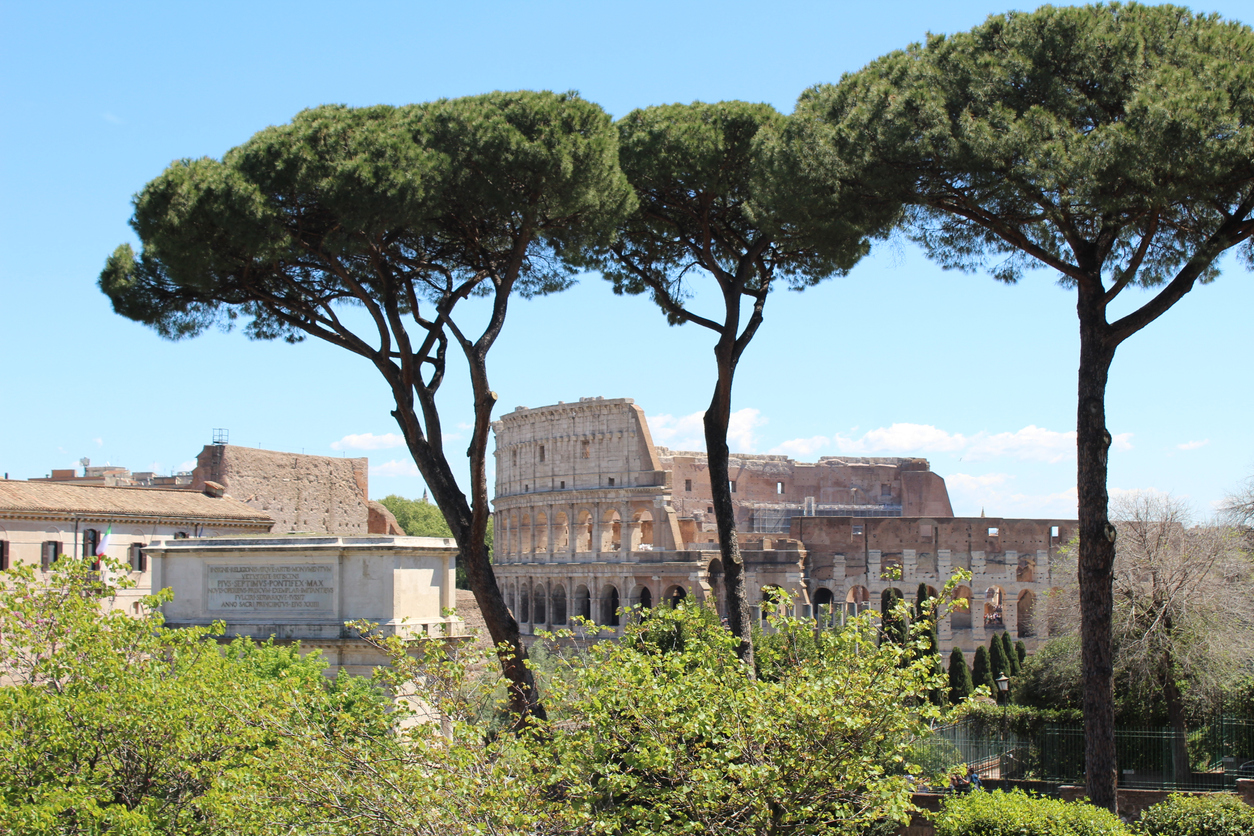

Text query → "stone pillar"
[903,548,917,578]
[591,507,602,561]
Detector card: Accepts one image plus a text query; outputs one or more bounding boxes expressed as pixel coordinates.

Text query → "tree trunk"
[705,344,756,673]
[390,383,544,723]
[1076,293,1119,812]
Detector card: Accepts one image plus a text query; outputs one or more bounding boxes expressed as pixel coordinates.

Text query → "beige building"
[0,480,275,611]
[491,397,1074,656]
[146,534,463,676]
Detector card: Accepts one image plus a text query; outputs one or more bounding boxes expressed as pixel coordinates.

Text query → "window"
[852,524,864,536]
[129,543,146,572]
[0,540,8,571]
[173,532,189,540]
[685,479,692,492]
[777,481,784,495]
[729,480,737,493]
[920,523,933,539]
[42,541,60,571]
[512,449,517,466]
[539,445,545,463]
[881,483,892,498]
[581,440,590,459]
[524,484,529,492]
[1050,525,1060,538]
[707,506,714,514]
[560,480,565,489]
[988,527,999,537]
[608,477,615,487]
[82,528,99,559]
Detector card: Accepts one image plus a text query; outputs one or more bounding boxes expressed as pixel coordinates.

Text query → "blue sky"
[2,1,1250,520]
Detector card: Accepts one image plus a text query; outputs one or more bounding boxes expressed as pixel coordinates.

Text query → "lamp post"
[995,672,1010,703]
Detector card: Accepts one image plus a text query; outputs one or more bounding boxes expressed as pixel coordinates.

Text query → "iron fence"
[914,716,1254,792]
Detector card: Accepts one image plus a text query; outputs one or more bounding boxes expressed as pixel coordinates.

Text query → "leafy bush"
[934,789,1130,836]
[1135,793,1254,836]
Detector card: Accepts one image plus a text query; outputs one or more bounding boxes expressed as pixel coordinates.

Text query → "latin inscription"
[207,564,334,616]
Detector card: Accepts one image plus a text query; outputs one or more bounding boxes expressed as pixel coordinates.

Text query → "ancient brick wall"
[191,445,370,535]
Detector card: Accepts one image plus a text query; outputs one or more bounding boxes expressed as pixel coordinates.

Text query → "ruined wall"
[660,450,953,537]
[191,445,370,535]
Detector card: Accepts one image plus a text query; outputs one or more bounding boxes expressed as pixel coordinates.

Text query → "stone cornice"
[492,486,671,511]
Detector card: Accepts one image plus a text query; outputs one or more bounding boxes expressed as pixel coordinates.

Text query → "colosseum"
[491,397,1074,656]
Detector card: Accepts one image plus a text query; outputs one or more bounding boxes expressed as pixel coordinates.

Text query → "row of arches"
[498,507,655,557]
[506,579,690,629]
[811,584,1042,638]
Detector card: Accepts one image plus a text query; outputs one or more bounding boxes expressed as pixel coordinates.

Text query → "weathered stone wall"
[191,445,370,535]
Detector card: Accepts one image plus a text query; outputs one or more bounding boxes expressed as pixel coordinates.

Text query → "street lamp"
[995,672,1010,705]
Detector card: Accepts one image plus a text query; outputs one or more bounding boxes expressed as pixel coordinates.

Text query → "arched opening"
[575,510,593,553]
[762,584,787,618]
[600,508,623,553]
[631,508,654,549]
[845,585,870,617]
[520,514,532,555]
[535,511,548,553]
[574,584,591,621]
[984,586,1005,630]
[520,584,530,623]
[814,587,836,626]
[1017,589,1036,638]
[634,585,653,609]
[951,585,972,630]
[532,583,546,625]
[553,511,570,552]
[1017,556,1036,583]
[600,585,620,626]
[663,585,687,607]
[550,585,567,626]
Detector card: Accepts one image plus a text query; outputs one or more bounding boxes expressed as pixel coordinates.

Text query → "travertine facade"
[491,397,1075,656]
[191,444,371,535]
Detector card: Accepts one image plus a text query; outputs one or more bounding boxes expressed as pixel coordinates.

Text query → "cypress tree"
[1001,631,1020,675]
[989,633,1007,679]
[948,647,973,705]
[880,588,905,646]
[1015,640,1028,667]
[972,645,996,695]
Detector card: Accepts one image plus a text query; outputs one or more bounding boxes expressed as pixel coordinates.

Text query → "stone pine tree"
[780,4,1254,809]
[948,647,973,706]
[98,93,636,721]
[972,645,996,697]
[1002,631,1021,676]
[600,102,901,669]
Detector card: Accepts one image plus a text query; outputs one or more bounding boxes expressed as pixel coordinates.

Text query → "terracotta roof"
[0,481,274,527]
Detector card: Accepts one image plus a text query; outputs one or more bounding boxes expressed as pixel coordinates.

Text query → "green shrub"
[1135,792,1254,836]
[934,789,1130,836]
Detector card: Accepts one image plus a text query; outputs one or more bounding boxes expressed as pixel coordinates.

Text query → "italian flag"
[96,525,111,557]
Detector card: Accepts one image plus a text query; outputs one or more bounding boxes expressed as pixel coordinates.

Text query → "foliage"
[1016,640,1028,668]
[933,789,1130,836]
[881,587,906,646]
[547,600,949,835]
[0,556,381,836]
[1135,792,1254,836]
[1002,632,1020,676]
[952,702,1084,740]
[1013,636,1084,712]
[989,633,1008,681]
[972,645,996,696]
[949,647,973,706]
[380,493,493,589]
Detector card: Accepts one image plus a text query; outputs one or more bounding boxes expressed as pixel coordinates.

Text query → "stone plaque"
[206,564,334,617]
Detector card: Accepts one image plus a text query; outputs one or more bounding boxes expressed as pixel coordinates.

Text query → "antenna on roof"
[212,429,229,445]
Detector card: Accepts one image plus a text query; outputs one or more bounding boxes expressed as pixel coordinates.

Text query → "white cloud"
[834,423,969,456]
[178,460,197,473]
[649,409,766,453]
[94,437,104,447]
[1177,439,1209,451]
[331,432,404,451]
[1112,433,1134,451]
[947,472,1078,518]
[370,459,420,477]
[770,435,832,457]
